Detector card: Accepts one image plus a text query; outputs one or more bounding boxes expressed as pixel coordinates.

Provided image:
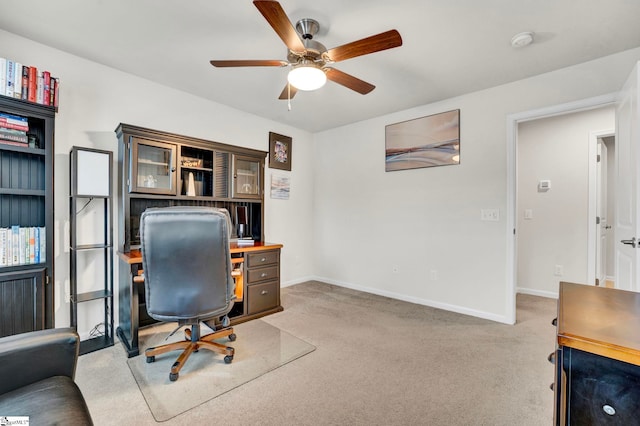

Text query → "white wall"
[516,107,615,297]
[3,28,640,332]
[1,30,316,336]
[313,48,640,323]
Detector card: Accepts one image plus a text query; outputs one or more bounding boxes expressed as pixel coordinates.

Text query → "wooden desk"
[116,242,283,357]
[554,281,640,425]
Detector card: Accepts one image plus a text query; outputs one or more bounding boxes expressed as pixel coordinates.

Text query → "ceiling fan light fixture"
[287,63,326,91]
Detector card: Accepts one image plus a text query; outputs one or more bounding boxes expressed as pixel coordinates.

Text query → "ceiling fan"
[210,0,403,100]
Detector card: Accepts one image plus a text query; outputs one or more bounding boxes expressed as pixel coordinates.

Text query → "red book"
[42,71,50,106]
[0,139,29,147]
[0,120,28,132]
[53,77,59,107]
[27,66,37,103]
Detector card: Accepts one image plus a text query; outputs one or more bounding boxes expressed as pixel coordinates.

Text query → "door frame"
[506,93,617,323]
[588,130,615,286]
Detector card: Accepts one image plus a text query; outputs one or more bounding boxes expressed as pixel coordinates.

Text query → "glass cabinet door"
[129,137,177,195]
[233,155,261,198]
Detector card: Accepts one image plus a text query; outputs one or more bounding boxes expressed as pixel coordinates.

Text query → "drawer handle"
[261,272,268,277]
[260,257,266,262]
[261,290,269,295]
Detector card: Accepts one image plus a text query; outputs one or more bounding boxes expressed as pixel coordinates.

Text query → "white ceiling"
[2,0,640,132]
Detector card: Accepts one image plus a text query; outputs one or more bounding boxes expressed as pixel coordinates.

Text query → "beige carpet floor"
[76,281,556,425]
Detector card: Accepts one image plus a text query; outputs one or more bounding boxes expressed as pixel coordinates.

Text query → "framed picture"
[269,132,292,171]
[385,109,460,172]
[270,173,290,200]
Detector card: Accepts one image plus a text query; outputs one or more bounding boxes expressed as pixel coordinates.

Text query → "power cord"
[89,322,105,337]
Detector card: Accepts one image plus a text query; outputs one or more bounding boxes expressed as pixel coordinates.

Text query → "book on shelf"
[0,226,45,267]
[0,58,6,96]
[42,71,50,106]
[5,60,15,98]
[1,56,59,107]
[36,72,43,104]
[0,129,28,143]
[50,77,57,106]
[33,227,40,263]
[236,238,255,246]
[21,66,29,100]
[27,66,37,103]
[40,227,45,262]
[0,112,29,131]
[11,225,19,265]
[13,62,22,99]
[0,139,29,147]
[0,228,7,266]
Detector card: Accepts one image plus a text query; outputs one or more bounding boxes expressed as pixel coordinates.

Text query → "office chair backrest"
[140,206,234,322]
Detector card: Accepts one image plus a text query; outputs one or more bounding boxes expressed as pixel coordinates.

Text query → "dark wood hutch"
[115,124,283,357]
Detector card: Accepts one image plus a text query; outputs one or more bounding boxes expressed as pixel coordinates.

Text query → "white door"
[615,62,640,292]
[596,140,608,286]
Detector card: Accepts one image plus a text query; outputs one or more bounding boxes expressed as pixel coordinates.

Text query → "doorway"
[594,133,616,288]
[505,93,617,322]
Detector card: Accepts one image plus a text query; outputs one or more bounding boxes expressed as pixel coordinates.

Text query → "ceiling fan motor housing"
[296,18,319,39]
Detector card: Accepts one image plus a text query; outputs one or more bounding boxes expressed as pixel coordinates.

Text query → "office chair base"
[145,324,236,382]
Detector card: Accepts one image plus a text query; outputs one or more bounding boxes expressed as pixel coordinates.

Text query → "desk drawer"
[247,281,278,315]
[246,265,279,284]
[246,251,279,268]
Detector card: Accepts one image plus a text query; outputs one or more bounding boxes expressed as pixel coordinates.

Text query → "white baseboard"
[305,276,513,325]
[516,287,558,299]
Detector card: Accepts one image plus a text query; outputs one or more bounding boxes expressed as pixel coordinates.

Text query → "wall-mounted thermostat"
[538,180,551,192]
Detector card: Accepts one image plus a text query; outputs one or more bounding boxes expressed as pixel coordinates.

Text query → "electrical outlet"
[430,269,438,281]
[554,265,564,276]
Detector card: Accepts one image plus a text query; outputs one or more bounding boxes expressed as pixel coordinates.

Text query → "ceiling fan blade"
[325,68,375,95]
[210,60,288,67]
[278,83,298,100]
[325,30,403,63]
[253,0,305,53]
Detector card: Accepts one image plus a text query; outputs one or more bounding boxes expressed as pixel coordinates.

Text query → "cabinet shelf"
[0,144,45,155]
[71,243,112,251]
[0,262,46,273]
[181,165,213,172]
[79,334,114,356]
[73,289,113,303]
[137,159,170,166]
[0,188,45,196]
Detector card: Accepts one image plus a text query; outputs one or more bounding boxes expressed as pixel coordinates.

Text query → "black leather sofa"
[0,328,93,425]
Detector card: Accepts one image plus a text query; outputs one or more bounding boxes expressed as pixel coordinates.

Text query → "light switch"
[524,209,533,220]
[481,209,500,221]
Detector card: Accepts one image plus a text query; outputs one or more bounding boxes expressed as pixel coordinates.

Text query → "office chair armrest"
[0,328,79,395]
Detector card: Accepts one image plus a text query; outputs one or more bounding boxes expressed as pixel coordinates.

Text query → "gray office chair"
[140,206,236,382]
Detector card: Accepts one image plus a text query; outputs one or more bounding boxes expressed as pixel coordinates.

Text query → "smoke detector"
[511,32,534,48]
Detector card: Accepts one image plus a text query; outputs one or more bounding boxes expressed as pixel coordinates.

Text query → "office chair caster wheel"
[224,355,233,364]
[169,372,179,382]
[146,356,155,363]
[229,333,236,342]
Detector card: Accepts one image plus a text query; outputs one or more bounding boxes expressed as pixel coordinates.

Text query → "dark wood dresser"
[554,281,640,425]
